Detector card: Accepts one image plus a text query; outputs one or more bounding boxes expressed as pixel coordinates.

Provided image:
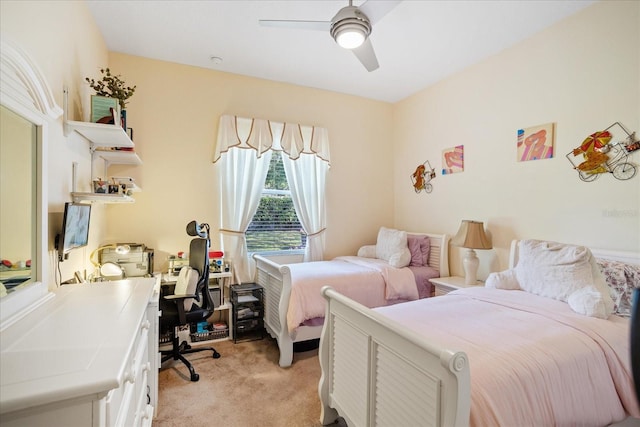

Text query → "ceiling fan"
[259,0,402,72]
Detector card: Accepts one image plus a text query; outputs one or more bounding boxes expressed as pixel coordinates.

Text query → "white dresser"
[0,277,159,426]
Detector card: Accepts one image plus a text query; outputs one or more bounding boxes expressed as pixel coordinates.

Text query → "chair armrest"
[163,293,197,301]
[162,293,197,324]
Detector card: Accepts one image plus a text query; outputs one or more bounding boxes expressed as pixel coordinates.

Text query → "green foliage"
[85,68,136,109]
[247,153,305,252]
[264,154,288,190]
[250,196,299,225]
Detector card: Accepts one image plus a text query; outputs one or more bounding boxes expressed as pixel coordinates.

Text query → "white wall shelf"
[64,119,133,148]
[71,192,135,204]
[93,148,141,166]
[63,87,142,204]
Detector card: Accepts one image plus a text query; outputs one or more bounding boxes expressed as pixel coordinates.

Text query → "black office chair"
[160,220,220,381]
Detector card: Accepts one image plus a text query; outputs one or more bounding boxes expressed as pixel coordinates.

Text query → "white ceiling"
[86,0,595,103]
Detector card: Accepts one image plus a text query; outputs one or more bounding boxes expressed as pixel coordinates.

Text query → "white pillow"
[485,269,520,290]
[568,286,610,319]
[357,245,377,258]
[174,266,199,311]
[515,240,594,301]
[375,227,411,268]
[515,239,613,318]
[586,251,614,317]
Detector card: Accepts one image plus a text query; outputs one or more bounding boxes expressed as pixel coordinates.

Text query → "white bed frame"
[253,232,450,368]
[318,241,640,426]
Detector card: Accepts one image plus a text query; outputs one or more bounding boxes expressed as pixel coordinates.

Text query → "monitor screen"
[57,202,91,261]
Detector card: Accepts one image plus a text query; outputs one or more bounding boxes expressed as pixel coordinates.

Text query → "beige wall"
[102,54,394,272]
[393,0,640,277]
[2,0,638,283]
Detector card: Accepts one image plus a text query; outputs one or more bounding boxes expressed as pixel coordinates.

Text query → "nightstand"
[431,276,482,296]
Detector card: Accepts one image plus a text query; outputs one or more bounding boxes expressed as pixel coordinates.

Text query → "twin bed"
[253,231,449,368]
[318,239,640,426]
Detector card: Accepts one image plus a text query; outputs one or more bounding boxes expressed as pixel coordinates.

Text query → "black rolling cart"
[230,283,264,343]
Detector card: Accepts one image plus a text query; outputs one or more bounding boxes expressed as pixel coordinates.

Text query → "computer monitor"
[56,202,91,261]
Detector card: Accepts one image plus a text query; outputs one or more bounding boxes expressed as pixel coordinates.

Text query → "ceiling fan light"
[335,28,365,49]
[330,7,371,50]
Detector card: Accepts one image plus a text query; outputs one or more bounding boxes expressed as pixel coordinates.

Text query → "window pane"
[247,154,305,252]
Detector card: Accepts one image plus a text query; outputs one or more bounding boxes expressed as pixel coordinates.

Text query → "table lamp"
[460,221,492,285]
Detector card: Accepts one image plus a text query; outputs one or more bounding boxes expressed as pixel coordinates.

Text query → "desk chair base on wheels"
[160,221,221,382]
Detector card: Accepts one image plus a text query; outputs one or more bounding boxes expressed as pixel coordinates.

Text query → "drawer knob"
[124,370,135,384]
[141,320,150,330]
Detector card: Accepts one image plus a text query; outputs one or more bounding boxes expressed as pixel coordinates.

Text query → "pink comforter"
[287,256,417,333]
[375,287,640,426]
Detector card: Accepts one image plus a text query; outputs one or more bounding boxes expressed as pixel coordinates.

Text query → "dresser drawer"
[106,319,150,426]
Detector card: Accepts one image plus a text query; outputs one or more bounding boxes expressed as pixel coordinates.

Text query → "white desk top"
[0,277,157,414]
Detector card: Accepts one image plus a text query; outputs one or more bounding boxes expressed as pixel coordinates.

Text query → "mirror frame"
[0,37,62,330]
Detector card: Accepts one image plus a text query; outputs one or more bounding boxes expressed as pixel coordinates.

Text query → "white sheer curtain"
[214,115,330,281]
[215,116,272,283]
[280,124,329,262]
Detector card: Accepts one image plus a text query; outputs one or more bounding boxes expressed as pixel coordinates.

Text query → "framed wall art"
[517,122,555,162]
[442,145,464,175]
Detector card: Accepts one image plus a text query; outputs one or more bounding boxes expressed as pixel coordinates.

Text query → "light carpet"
[154,336,339,427]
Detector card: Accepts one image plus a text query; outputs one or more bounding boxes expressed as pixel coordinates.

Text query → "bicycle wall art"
[566,121,638,182]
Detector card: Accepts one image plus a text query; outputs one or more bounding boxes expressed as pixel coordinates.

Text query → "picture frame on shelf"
[91,95,119,124]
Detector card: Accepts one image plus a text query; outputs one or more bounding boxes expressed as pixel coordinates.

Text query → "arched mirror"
[0,38,62,328]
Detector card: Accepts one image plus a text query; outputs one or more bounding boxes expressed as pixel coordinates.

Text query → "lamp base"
[463,248,479,285]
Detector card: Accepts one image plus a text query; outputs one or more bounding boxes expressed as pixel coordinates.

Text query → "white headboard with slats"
[407,232,450,277]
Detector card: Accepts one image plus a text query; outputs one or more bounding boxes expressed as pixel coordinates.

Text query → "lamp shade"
[451,219,472,246]
[462,221,492,250]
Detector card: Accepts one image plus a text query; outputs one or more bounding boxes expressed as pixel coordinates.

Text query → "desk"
[160,271,233,342]
[0,277,159,426]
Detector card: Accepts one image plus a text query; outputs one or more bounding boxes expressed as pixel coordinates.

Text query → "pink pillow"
[407,235,431,267]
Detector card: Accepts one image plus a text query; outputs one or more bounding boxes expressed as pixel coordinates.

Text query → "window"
[246,154,305,252]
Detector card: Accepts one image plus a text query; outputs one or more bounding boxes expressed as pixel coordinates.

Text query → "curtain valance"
[213,114,330,164]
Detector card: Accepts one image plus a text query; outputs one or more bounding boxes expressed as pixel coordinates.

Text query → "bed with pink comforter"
[318,240,640,426]
[287,256,432,333]
[254,231,449,368]
[376,287,638,426]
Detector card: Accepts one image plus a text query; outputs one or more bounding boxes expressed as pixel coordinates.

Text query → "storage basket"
[190,328,229,342]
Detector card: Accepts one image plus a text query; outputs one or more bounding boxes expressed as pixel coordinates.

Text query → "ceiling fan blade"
[352,38,379,72]
[358,0,402,25]
[258,19,331,31]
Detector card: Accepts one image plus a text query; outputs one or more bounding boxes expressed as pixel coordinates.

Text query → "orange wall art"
[517,122,555,162]
[442,145,464,175]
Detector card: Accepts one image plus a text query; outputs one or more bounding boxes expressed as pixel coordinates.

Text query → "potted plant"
[85,68,136,129]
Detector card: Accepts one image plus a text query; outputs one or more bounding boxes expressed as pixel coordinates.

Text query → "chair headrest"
[186,220,209,239]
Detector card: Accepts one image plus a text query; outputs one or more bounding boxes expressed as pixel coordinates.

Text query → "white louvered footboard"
[319,287,470,427]
[254,253,320,368]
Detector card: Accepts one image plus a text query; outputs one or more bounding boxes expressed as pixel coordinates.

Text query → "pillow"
[407,234,431,267]
[597,258,640,316]
[357,245,377,258]
[376,227,411,268]
[485,269,520,290]
[568,286,610,319]
[587,253,614,317]
[515,239,613,318]
[174,266,199,311]
[515,240,594,301]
